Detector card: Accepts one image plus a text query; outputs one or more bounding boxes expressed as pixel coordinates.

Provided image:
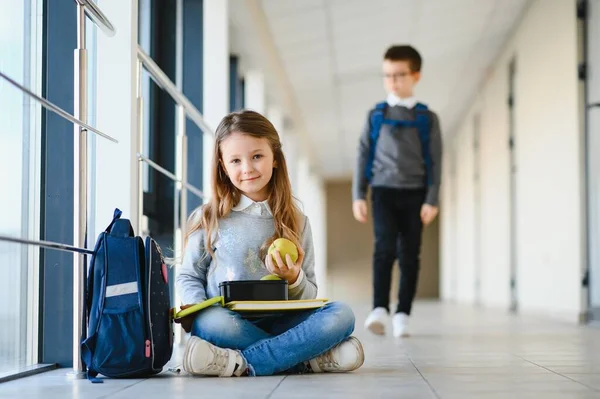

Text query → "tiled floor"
[2,301,600,399]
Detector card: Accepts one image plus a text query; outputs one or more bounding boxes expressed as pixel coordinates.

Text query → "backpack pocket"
[92,305,151,377]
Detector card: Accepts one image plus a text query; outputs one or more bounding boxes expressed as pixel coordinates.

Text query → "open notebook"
[173,297,328,321]
[227,299,327,312]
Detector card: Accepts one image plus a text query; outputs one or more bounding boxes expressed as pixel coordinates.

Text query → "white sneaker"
[182,336,247,377]
[364,307,388,335]
[309,336,364,373]
[392,312,410,337]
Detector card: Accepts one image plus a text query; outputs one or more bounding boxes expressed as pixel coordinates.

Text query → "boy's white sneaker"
[182,336,247,377]
[392,312,410,337]
[309,336,365,373]
[364,307,388,335]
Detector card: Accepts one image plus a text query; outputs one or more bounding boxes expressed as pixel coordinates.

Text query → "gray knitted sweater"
[352,104,443,205]
[176,210,317,305]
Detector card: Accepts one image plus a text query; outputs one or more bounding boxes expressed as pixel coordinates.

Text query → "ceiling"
[230,0,530,180]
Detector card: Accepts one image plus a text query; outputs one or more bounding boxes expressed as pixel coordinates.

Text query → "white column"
[285,133,299,194]
[94,0,139,237]
[244,70,265,114]
[286,136,299,194]
[311,176,327,298]
[203,0,229,199]
[296,157,327,297]
[268,106,285,152]
[267,106,283,133]
[268,106,298,193]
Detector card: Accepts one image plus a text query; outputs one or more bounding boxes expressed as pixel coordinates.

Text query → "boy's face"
[382,59,421,98]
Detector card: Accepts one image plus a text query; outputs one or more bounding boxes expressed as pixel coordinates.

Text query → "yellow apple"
[260,274,282,281]
[268,238,299,264]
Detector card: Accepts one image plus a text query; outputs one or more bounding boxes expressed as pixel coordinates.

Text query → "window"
[0,0,43,374]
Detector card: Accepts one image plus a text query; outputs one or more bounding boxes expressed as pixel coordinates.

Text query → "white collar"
[232,194,272,216]
[387,93,417,109]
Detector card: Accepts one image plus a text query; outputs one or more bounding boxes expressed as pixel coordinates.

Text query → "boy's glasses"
[383,72,413,80]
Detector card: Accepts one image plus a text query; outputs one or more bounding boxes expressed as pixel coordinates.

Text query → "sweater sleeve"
[425,111,443,206]
[288,215,318,300]
[175,230,211,305]
[352,111,372,201]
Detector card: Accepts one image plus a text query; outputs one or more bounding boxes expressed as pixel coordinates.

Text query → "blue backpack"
[81,209,173,381]
[365,101,432,185]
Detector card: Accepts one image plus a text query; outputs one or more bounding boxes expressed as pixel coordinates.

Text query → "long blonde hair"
[184,110,301,260]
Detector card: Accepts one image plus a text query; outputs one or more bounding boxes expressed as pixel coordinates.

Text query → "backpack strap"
[103,208,123,232]
[110,219,135,238]
[365,102,388,181]
[106,208,135,238]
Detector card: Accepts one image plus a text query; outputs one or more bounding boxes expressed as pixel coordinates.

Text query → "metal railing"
[0,71,117,143]
[137,47,212,136]
[136,43,211,346]
[0,0,213,379]
[70,0,98,378]
[135,43,211,244]
[76,0,116,37]
[136,44,212,237]
[0,236,95,256]
[0,0,117,379]
[136,153,205,200]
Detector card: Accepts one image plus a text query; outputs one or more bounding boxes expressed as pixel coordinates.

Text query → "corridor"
[3,301,600,399]
[2,0,600,396]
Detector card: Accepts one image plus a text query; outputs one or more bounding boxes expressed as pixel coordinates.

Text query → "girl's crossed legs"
[184,301,364,376]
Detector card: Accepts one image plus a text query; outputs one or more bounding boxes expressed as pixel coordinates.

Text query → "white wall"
[440,143,455,301]
[295,157,328,298]
[454,118,477,304]
[441,0,584,321]
[278,124,327,294]
[588,0,600,309]
[282,131,299,195]
[202,0,229,199]
[478,70,512,309]
[245,70,266,114]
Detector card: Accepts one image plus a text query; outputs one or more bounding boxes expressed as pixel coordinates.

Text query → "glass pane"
[0,0,40,374]
[138,0,153,197]
[588,0,600,310]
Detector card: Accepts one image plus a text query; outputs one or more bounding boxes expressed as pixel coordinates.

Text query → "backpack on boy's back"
[365,101,433,185]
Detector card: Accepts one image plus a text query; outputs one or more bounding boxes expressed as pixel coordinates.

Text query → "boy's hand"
[353,200,368,223]
[421,204,439,226]
[265,246,305,285]
[174,304,195,333]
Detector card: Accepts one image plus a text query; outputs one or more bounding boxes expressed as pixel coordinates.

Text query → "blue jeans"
[191,301,355,376]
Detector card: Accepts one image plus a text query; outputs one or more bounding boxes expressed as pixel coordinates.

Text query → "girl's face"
[220,132,275,202]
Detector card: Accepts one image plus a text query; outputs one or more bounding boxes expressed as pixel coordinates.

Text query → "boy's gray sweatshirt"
[352,105,443,206]
[176,211,317,305]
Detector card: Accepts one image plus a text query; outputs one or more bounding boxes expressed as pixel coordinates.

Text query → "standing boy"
[352,45,442,337]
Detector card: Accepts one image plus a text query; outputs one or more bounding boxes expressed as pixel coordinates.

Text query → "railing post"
[180,133,188,244]
[175,105,188,240]
[175,105,187,342]
[136,60,145,236]
[69,1,87,379]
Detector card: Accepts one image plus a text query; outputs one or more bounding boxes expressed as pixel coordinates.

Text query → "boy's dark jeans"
[371,187,426,315]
